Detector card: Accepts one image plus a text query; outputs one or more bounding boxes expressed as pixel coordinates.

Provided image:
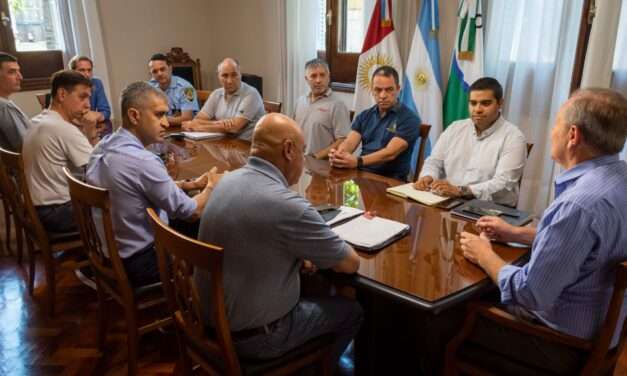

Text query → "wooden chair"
[36,93,50,109]
[411,124,432,182]
[64,169,172,376]
[197,89,212,108]
[0,148,83,316]
[263,100,282,113]
[0,162,23,261]
[444,261,627,376]
[147,208,334,376]
[167,47,202,89]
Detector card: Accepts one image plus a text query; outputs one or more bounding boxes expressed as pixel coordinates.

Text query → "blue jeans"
[36,201,77,234]
[233,296,363,367]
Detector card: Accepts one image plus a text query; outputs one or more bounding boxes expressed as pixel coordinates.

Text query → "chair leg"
[175,330,193,376]
[96,283,110,351]
[319,347,334,376]
[2,201,9,256]
[15,223,23,265]
[43,252,56,317]
[26,238,36,296]
[124,307,140,376]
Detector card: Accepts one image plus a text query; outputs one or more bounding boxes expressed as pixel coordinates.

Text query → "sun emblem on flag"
[413,71,429,90]
[357,53,395,91]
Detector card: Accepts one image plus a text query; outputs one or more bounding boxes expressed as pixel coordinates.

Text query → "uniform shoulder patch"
[183,87,195,102]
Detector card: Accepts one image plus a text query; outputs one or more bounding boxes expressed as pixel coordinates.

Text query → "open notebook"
[386,183,448,206]
[331,215,410,252]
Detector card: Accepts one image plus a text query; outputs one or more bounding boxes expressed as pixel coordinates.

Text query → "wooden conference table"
[164,135,529,374]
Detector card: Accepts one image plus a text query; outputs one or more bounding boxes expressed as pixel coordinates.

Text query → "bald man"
[182,58,265,141]
[195,113,362,369]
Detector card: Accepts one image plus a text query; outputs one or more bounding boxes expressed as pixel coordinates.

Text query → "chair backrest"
[583,261,627,374]
[411,124,432,182]
[263,100,282,113]
[147,208,240,374]
[167,47,202,89]
[0,147,50,248]
[64,168,134,304]
[36,93,50,110]
[197,90,212,108]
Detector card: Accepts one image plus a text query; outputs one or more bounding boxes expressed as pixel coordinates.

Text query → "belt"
[230,318,280,341]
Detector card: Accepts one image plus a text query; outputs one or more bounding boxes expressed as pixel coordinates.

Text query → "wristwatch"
[357,157,364,168]
[458,185,474,199]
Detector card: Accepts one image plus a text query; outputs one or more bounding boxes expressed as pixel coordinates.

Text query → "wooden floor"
[1,217,627,375]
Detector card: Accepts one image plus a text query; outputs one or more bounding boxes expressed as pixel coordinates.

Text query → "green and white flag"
[443,0,484,128]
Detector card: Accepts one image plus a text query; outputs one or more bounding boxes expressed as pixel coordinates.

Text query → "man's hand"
[414,176,433,191]
[201,167,226,192]
[476,216,518,243]
[430,179,461,197]
[181,120,195,131]
[328,149,358,169]
[165,152,178,179]
[74,110,99,144]
[460,231,493,266]
[301,260,318,275]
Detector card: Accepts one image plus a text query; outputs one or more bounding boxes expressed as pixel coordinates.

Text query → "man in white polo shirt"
[293,58,351,159]
[182,57,265,141]
[23,70,98,233]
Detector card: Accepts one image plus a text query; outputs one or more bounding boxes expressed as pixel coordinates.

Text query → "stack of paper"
[386,183,448,206]
[182,131,224,140]
[332,215,409,252]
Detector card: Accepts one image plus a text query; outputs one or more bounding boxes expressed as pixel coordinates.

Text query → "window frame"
[0,0,64,91]
[319,0,360,92]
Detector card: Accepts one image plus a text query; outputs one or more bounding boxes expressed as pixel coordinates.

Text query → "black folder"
[451,199,532,226]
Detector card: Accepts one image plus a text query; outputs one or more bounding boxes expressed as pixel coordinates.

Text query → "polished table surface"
[162,136,529,313]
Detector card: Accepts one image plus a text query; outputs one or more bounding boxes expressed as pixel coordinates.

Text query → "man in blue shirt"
[329,65,419,181]
[87,81,219,287]
[459,88,627,374]
[69,55,112,135]
[148,53,199,127]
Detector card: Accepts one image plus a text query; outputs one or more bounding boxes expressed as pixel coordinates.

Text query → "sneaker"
[74,266,97,290]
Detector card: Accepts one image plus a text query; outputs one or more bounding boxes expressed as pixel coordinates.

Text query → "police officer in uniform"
[148,53,199,127]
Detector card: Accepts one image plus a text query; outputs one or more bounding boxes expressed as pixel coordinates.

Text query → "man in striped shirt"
[459,88,627,374]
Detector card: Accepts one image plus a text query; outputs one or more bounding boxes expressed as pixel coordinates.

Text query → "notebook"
[183,131,225,140]
[386,183,449,206]
[451,199,533,226]
[331,215,410,252]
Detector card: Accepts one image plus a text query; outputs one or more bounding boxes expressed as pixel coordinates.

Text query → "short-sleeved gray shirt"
[293,89,351,155]
[194,156,349,331]
[0,97,30,152]
[199,82,265,141]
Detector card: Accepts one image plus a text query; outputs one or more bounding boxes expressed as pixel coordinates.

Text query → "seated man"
[195,113,363,369]
[0,52,31,152]
[415,77,527,206]
[182,58,265,141]
[293,58,351,159]
[460,88,627,374]
[69,55,112,135]
[148,53,199,127]
[329,65,420,181]
[87,81,219,287]
[23,70,98,234]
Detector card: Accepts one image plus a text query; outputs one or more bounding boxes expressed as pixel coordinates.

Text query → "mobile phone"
[437,199,465,210]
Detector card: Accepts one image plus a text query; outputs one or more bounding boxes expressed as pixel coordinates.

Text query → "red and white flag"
[353,0,403,113]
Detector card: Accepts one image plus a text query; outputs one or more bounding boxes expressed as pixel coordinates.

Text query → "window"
[318,0,373,91]
[0,0,65,90]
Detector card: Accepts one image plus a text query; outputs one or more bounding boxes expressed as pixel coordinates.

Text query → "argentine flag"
[400,0,443,177]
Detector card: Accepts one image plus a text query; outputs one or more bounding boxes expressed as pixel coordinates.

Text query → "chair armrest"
[471,302,592,350]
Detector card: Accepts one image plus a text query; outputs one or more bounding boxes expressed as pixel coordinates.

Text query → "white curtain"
[610,1,627,160]
[484,0,583,215]
[280,0,321,116]
[58,0,113,119]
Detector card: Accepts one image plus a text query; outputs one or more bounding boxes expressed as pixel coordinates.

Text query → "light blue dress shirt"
[86,128,197,259]
[498,154,627,346]
[149,75,199,116]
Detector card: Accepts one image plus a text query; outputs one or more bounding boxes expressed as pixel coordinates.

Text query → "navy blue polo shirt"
[352,102,420,180]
